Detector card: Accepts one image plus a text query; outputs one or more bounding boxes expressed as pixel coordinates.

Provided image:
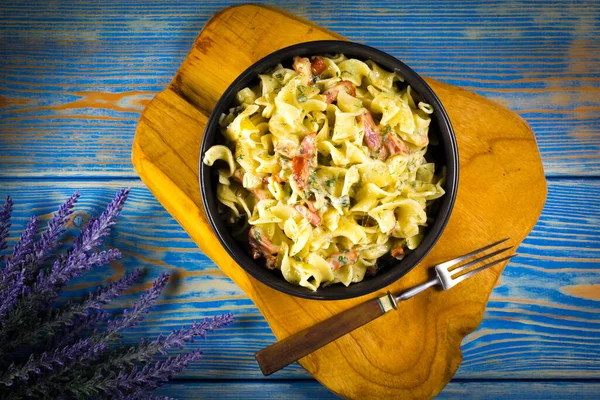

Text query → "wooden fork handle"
[255,295,394,376]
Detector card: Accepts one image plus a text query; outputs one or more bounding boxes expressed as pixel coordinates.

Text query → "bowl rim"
[199,40,458,300]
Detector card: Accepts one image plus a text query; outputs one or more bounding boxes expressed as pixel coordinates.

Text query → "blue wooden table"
[1,1,599,398]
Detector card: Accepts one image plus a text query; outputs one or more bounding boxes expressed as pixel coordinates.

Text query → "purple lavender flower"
[24,192,80,282]
[73,188,130,254]
[10,189,130,318]
[0,216,39,323]
[5,216,38,271]
[1,216,38,290]
[0,338,107,387]
[42,188,129,286]
[0,190,235,399]
[101,272,170,342]
[47,269,145,350]
[4,269,144,352]
[0,269,27,322]
[97,314,234,371]
[0,196,12,253]
[102,349,204,398]
[153,314,235,355]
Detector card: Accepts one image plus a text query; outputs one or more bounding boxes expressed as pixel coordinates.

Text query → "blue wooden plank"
[0,0,598,177]
[153,380,600,399]
[0,179,597,380]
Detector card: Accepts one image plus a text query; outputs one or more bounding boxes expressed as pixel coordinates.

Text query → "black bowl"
[200,40,458,300]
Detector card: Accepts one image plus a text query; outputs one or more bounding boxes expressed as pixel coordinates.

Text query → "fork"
[255,238,515,376]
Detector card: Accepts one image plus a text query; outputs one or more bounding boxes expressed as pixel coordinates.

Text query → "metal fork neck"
[394,277,439,302]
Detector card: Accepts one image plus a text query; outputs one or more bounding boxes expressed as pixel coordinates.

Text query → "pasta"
[203,54,445,291]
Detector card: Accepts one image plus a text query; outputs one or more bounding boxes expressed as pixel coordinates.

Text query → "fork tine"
[436,238,509,270]
[449,246,513,276]
[451,254,517,286]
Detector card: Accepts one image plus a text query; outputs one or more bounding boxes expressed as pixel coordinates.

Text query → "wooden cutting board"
[132,4,546,399]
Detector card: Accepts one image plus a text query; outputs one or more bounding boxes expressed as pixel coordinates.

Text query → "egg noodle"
[203,54,445,291]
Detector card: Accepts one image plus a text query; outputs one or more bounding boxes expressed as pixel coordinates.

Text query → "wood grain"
[0,180,596,383]
[255,297,386,376]
[1,0,598,177]
[132,4,546,398]
[154,380,600,400]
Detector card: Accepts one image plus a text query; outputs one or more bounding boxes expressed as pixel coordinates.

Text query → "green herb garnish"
[340,196,350,207]
[297,85,308,103]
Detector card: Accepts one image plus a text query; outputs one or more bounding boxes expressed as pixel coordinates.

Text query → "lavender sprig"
[50,310,109,350]
[0,196,12,254]
[73,187,130,254]
[0,190,128,350]
[95,272,170,344]
[0,269,27,322]
[0,190,235,399]
[0,216,38,323]
[0,338,107,388]
[41,188,130,290]
[4,216,38,273]
[0,216,38,293]
[3,269,143,353]
[98,314,234,371]
[22,273,189,399]
[9,339,110,399]
[71,349,204,399]
[24,192,79,283]
[8,189,129,319]
[4,217,39,271]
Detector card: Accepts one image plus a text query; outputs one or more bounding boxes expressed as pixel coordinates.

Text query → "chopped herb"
[253,228,262,241]
[325,179,335,188]
[308,169,317,186]
[297,85,308,103]
[333,143,343,149]
[293,255,302,262]
[337,255,348,264]
[335,71,340,77]
[275,73,283,79]
[281,121,288,126]
[236,154,244,161]
[340,196,350,207]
